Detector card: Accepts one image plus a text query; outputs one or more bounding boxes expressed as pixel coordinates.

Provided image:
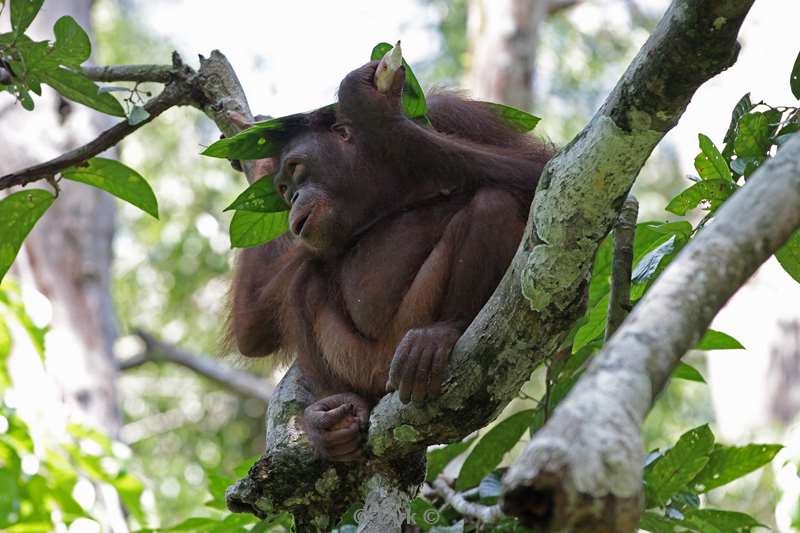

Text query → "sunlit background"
[2,0,800,531]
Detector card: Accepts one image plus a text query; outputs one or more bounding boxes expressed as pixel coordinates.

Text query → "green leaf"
[0,468,19,519]
[10,0,43,35]
[632,236,677,285]
[723,93,752,146]
[426,435,476,482]
[587,231,614,308]
[159,517,226,532]
[672,362,705,383]
[371,42,427,119]
[693,330,744,351]
[51,16,91,65]
[455,409,534,491]
[39,67,125,117]
[588,221,691,309]
[202,112,306,160]
[572,294,608,353]
[776,229,800,284]
[695,134,731,182]
[484,102,540,132]
[224,176,287,213]
[685,509,764,532]
[691,443,782,493]
[644,424,715,507]
[639,511,682,533]
[0,317,12,389]
[15,85,34,110]
[791,50,800,100]
[729,157,760,178]
[62,158,158,219]
[229,210,289,248]
[113,472,146,525]
[410,497,445,530]
[665,179,736,216]
[430,521,464,533]
[127,105,150,126]
[0,189,54,283]
[234,455,260,478]
[734,112,771,159]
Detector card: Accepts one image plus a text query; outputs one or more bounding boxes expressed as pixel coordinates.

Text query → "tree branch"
[0,57,196,192]
[124,330,272,403]
[226,0,754,527]
[0,50,263,192]
[605,195,638,340]
[501,135,800,531]
[431,477,504,524]
[81,64,175,83]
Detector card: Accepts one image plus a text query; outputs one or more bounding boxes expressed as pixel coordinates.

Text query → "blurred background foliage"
[1,0,799,531]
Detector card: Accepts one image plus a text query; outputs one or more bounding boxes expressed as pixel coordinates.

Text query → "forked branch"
[226,0,755,530]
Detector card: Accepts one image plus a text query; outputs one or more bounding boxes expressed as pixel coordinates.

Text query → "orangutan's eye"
[331,122,351,141]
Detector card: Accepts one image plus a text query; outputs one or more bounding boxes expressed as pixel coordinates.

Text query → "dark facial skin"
[227,62,553,461]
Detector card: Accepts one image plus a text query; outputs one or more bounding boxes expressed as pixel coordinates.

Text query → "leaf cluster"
[0,0,124,115]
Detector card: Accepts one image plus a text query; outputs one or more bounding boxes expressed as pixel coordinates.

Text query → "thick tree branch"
[605,195,638,340]
[123,330,272,403]
[226,0,754,527]
[501,133,800,532]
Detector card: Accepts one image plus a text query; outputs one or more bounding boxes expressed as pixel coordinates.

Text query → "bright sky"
[121,0,800,174]
[126,0,442,117]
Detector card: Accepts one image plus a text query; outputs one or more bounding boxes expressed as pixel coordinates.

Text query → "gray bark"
[605,196,639,340]
[225,0,754,530]
[502,133,800,532]
[466,0,551,109]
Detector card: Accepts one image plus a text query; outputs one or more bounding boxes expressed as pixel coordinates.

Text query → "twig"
[129,330,272,403]
[82,64,174,83]
[120,406,189,444]
[0,80,193,191]
[605,195,639,341]
[431,477,504,524]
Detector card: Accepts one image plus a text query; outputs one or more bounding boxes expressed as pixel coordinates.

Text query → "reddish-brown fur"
[227,62,553,460]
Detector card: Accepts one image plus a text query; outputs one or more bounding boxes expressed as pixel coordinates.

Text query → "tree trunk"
[0,1,126,530]
[466,0,551,109]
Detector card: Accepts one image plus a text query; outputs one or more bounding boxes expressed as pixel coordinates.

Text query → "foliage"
[0,4,158,284]
[2,2,798,532]
[0,190,53,283]
[0,282,149,531]
[641,425,780,531]
[0,1,122,114]
[400,41,800,533]
[62,158,159,219]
